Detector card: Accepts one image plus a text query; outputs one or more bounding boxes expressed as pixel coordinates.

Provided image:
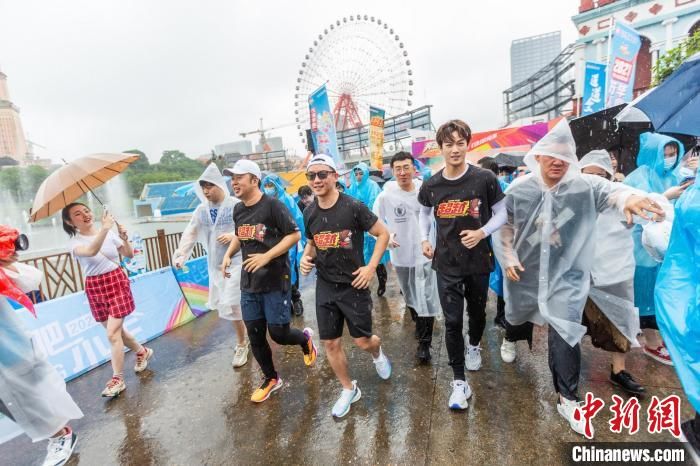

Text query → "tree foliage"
[122,149,205,198]
[652,30,700,85]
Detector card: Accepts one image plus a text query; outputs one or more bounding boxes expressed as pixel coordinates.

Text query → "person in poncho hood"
[578,149,664,397]
[624,132,688,365]
[346,161,390,296]
[655,181,700,458]
[261,173,306,317]
[493,119,665,438]
[173,163,249,368]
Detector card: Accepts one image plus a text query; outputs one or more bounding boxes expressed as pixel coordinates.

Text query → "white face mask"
[679,166,696,178]
[664,156,677,170]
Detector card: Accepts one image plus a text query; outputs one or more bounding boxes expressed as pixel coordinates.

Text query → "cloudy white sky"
[0,0,578,162]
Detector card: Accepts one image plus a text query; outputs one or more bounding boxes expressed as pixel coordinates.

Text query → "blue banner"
[581,62,607,116]
[10,267,205,382]
[308,84,342,168]
[606,21,641,107]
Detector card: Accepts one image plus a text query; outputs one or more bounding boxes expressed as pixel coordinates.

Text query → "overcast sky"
[0,0,578,162]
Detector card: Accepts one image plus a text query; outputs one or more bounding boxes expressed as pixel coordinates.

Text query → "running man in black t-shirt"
[300,154,392,418]
[417,120,506,411]
[221,160,317,404]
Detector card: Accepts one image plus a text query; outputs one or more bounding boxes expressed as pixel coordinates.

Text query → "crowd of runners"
[1,118,699,465]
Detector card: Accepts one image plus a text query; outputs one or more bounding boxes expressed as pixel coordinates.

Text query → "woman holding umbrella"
[61,203,153,398]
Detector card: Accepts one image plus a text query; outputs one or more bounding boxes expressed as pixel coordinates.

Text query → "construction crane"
[239,118,295,152]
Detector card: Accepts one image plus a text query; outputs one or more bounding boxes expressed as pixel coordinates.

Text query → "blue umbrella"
[631,52,700,137]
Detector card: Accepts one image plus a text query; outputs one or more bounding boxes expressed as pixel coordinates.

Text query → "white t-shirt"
[69,230,123,277]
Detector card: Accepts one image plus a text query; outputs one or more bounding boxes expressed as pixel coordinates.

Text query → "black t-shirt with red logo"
[418,166,505,276]
[233,194,299,293]
[304,193,378,284]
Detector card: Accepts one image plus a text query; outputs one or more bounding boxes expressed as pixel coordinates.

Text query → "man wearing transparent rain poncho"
[172,164,249,368]
[493,120,665,437]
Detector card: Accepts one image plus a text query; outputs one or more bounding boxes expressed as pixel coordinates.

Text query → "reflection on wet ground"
[1,271,692,465]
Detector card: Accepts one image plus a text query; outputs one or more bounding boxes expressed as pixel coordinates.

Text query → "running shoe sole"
[252,379,283,403]
[332,387,362,418]
[643,348,674,366]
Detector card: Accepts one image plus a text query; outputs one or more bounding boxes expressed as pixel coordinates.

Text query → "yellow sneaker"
[303,327,317,366]
[250,377,283,403]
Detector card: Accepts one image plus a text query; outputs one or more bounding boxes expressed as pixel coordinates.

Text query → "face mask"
[679,166,696,178]
[263,187,276,196]
[664,156,677,170]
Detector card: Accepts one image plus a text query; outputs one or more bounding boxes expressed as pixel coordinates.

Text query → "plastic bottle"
[131,232,147,274]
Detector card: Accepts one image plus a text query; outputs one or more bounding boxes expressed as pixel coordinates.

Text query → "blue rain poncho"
[346,162,389,265]
[655,183,700,413]
[489,177,510,297]
[624,133,685,316]
[261,173,305,285]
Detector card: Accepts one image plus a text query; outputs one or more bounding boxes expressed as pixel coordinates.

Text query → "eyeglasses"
[393,166,413,174]
[305,170,335,181]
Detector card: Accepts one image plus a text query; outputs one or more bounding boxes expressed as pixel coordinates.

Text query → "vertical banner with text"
[606,20,641,107]
[369,106,386,170]
[308,84,342,168]
[582,62,607,116]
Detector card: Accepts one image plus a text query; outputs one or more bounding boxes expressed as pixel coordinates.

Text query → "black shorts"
[316,276,373,340]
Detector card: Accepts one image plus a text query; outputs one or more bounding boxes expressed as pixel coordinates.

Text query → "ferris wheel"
[294,14,414,145]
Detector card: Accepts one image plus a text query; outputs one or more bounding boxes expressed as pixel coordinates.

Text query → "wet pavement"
[1,271,693,465]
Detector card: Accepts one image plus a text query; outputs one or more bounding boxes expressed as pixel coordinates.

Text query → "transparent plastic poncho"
[173,164,241,313]
[493,120,638,347]
[0,297,83,441]
[655,183,700,413]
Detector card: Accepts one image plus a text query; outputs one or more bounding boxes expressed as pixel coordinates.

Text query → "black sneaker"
[416,343,431,364]
[609,369,646,396]
[681,418,700,464]
[292,299,304,316]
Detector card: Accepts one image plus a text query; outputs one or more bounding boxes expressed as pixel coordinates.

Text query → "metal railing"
[21,229,205,303]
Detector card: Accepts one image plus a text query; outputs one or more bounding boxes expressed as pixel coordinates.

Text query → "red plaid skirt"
[84,268,135,322]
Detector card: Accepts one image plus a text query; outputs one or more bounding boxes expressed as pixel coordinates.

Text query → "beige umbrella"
[29,153,139,223]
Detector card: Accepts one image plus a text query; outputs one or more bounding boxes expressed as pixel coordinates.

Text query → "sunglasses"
[305,170,335,181]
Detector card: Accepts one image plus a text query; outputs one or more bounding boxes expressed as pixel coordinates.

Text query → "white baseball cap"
[307,154,337,171]
[224,159,262,179]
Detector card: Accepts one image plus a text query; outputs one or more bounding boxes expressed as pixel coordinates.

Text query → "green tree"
[21,165,49,200]
[0,167,22,200]
[124,149,150,170]
[652,30,700,85]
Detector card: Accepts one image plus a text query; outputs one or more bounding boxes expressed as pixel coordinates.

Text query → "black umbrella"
[569,104,651,173]
[492,152,526,168]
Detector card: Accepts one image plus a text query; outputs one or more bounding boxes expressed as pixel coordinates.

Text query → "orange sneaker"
[250,377,283,403]
[303,327,317,366]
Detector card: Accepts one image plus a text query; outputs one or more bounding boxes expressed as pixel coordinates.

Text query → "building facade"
[510,31,562,86]
[572,0,700,104]
[0,70,29,164]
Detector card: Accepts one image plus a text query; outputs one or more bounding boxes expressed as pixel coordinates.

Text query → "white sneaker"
[448,379,472,410]
[232,341,249,368]
[557,397,588,437]
[332,381,362,418]
[373,347,392,380]
[42,428,78,466]
[500,339,516,363]
[465,344,482,371]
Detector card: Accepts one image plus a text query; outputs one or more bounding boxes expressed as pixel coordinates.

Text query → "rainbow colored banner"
[467,119,562,152]
[172,256,210,316]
